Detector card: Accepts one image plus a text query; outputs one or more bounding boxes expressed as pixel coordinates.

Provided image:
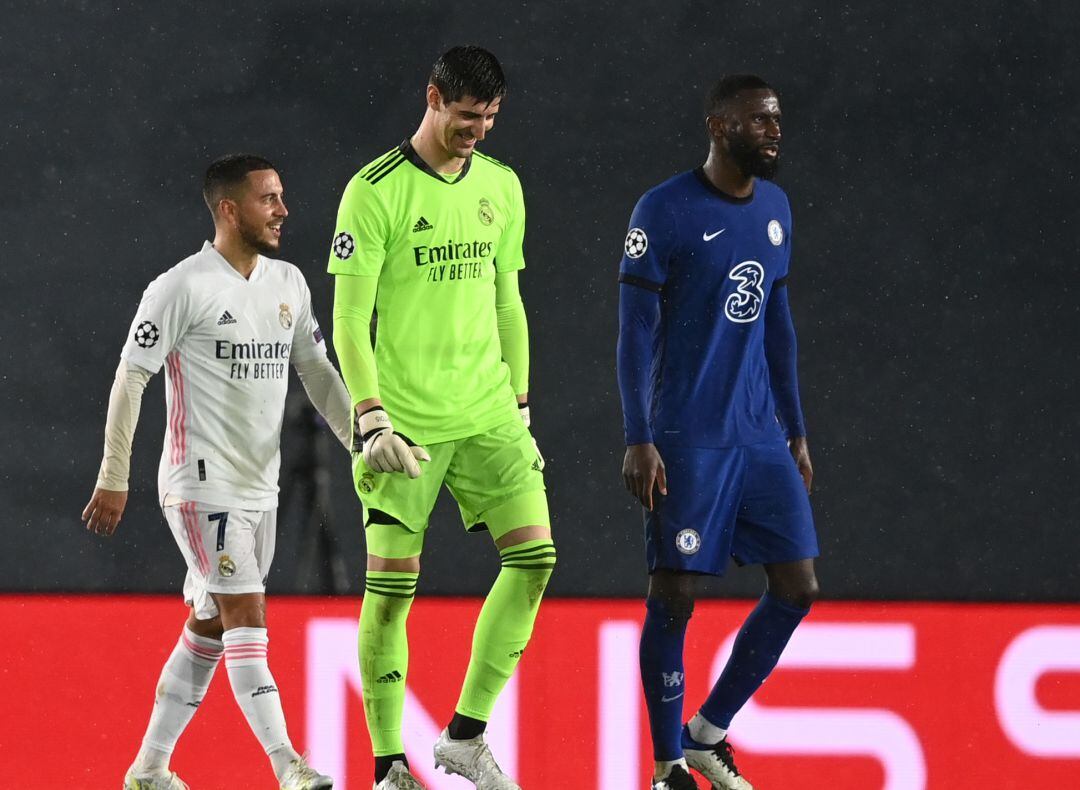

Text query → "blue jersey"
[618,168,801,448]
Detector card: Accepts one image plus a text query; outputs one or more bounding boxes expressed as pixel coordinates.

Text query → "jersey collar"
[399,138,472,184]
[693,167,755,205]
[203,241,263,282]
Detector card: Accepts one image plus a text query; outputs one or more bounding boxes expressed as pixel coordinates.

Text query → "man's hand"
[622,443,667,511]
[518,401,545,471]
[358,408,430,478]
[789,435,813,493]
[82,487,129,536]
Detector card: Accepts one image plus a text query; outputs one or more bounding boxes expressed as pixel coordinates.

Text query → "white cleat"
[122,767,190,790]
[279,755,334,789]
[374,760,427,789]
[684,737,754,790]
[433,728,521,789]
[651,763,698,789]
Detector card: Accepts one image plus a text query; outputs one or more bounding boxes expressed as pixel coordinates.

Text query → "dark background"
[4,0,1077,601]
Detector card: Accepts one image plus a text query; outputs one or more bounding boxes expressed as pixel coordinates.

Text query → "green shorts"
[354,418,548,559]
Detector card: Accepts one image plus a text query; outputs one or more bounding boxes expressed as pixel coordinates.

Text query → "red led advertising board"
[5,596,1079,788]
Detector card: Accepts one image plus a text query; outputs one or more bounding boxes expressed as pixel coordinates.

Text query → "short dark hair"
[203,154,276,214]
[705,74,776,116]
[429,46,507,105]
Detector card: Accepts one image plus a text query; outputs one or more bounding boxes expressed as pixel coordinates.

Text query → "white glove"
[518,402,545,471]
[357,408,430,478]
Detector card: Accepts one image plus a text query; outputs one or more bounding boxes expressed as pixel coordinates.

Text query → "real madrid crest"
[278,303,293,329]
[218,554,237,577]
[478,198,494,226]
[359,473,376,494]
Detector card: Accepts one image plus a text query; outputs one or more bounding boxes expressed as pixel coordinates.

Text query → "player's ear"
[426,84,443,112]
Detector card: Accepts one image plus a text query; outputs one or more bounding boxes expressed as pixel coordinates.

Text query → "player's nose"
[472,120,487,140]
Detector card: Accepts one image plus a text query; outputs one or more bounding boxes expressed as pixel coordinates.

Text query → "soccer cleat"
[651,764,699,790]
[122,768,190,790]
[374,760,427,789]
[682,729,754,790]
[433,728,521,789]
[279,755,334,789]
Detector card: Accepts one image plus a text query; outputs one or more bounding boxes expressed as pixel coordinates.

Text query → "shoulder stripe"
[618,273,664,293]
[359,148,401,179]
[367,155,406,185]
[473,150,513,172]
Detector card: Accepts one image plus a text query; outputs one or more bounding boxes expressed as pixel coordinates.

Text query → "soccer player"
[328,46,554,790]
[617,75,820,790]
[82,155,350,790]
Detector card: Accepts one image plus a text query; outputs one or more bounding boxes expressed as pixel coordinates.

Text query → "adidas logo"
[376,670,403,684]
[217,310,237,325]
[412,216,433,233]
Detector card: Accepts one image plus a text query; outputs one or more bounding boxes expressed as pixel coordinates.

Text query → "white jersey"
[121,241,328,510]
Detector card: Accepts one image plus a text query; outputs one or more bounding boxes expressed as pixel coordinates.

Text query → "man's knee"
[646,571,696,628]
[767,564,820,610]
[213,593,267,629]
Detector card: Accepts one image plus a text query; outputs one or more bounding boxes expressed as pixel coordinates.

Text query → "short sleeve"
[288,270,329,366]
[327,174,390,276]
[618,191,677,293]
[119,272,191,373]
[494,170,526,273]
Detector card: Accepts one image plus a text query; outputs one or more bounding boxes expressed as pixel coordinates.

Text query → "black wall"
[4,1,1078,600]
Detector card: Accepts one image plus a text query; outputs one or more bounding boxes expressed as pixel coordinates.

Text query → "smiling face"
[226,169,288,255]
[427,85,502,160]
[714,88,783,179]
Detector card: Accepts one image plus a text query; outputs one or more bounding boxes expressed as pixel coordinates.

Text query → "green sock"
[358,570,418,756]
[456,539,556,721]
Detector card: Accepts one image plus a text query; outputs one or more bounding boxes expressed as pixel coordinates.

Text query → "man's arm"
[494,269,531,411]
[617,282,667,510]
[332,273,428,477]
[764,282,812,492]
[293,355,352,450]
[81,359,153,535]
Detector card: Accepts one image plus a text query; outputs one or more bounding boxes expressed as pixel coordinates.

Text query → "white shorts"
[163,501,277,620]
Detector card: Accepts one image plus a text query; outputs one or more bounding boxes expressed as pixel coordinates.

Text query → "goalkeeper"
[328,46,554,790]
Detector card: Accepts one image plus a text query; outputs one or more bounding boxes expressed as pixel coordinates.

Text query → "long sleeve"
[293,354,353,450]
[332,273,380,408]
[617,282,661,445]
[495,270,529,396]
[95,359,153,490]
[764,283,807,438]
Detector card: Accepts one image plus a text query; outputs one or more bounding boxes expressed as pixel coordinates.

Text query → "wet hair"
[203,154,276,214]
[705,74,776,116]
[429,46,507,105]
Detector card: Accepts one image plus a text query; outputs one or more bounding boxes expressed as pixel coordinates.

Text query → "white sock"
[132,626,223,775]
[222,627,299,779]
[654,758,688,780]
[688,712,728,745]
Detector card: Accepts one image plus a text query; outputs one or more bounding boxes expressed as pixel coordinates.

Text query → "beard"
[727,133,780,179]
[238,217,280,256]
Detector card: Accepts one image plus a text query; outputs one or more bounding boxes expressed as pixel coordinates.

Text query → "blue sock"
[697,593,809,731]
[640,596,693,761]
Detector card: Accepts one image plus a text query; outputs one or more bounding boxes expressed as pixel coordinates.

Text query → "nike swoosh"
[661,693,684,702]
[703,229,726,241]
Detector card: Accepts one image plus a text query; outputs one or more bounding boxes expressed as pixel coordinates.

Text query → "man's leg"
[215,591,328,787]
[126,610,224,779]
[449,520,556,739]
[640,570,696,781]
[360,546,422,785]
[689,558,817,742]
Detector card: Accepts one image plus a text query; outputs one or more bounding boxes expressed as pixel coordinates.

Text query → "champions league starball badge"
[278,303,293,329]
[768,219,784,246]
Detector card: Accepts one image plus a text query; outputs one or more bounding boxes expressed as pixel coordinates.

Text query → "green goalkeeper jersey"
[328,139,525,444]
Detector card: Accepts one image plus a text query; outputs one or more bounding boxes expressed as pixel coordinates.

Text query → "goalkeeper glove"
[356,408,430,478]
[518,401,545,471]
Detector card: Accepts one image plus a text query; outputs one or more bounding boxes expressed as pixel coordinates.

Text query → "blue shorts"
[645,437,818,576]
